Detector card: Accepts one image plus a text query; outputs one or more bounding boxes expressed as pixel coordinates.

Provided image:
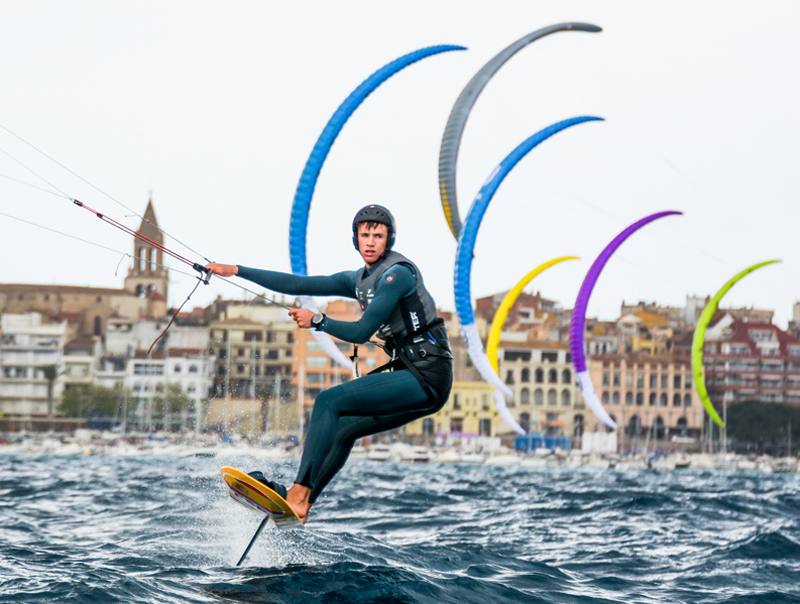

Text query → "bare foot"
[286,484,312,524]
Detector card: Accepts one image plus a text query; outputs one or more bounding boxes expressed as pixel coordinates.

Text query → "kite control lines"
[72,198,213,285]
[72,197,213,353]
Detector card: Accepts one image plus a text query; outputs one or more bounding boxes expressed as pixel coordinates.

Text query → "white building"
[0,313,67,416]
[105,317,209,356]
[127,348,213,431]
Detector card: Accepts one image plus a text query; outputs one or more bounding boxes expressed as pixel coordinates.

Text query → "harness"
[366,318,452,403]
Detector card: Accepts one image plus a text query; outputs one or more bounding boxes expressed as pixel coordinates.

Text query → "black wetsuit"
[237,252,453,503]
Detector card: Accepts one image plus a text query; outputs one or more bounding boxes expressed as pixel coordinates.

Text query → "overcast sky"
[1,2,798,327]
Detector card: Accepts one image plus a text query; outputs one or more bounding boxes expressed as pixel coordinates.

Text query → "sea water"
[1,453,799,603]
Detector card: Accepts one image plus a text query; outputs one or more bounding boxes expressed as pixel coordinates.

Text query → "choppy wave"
[1,453,799,603]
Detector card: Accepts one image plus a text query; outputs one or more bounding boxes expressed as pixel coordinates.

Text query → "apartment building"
[586,353,702,439]
[209,318,295,399]
[697,317,800,406]
[497,341,585,438]
[0,313,67,416]
[128,348,212,431]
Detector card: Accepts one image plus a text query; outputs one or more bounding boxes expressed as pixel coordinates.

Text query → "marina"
[2,430,797,474]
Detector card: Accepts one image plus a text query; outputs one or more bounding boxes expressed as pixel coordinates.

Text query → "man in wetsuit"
[206,205,453,523]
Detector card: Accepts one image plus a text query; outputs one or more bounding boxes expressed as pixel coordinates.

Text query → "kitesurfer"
[206,205,453,523]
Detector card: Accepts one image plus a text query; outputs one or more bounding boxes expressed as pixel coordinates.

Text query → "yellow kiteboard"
[220,466,302,529]
[221,466,302,566]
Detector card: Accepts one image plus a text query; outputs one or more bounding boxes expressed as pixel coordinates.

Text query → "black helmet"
[351,205,396,251]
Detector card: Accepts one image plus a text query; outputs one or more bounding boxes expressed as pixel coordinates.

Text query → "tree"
[40,365,60,418]
[59,384,118,418]
[727,400,800,454]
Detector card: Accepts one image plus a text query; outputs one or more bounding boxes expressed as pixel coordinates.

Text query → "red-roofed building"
[684,314,800,408]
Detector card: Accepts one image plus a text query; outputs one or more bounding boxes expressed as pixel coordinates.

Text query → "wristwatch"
[311,313,325,331]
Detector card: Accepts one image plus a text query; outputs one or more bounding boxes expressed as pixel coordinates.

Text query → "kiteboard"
[220,466,302,529]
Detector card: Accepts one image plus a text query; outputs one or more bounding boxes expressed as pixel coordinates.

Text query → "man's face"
[357,223,389,267]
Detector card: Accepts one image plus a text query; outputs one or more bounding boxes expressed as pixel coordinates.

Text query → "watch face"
[313,313,323,325]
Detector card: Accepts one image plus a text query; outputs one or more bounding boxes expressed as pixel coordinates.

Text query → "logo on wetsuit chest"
[356,287,374,311]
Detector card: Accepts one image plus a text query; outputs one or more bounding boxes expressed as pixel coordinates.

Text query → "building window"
[602,372,610,386]
[548,369,557,384]
[574,414,584,437]
[683,394,692,407]
[244,331,262,342]
[650,374,657,389]
[481,395,489,411]
[649,393,657,406]
[535,369,544,383]
[423,418,434,435]
[267,350,279,360]
[521,368,530,383]
[520,388,530,405]
[479,418,491,436]
[613,372,620,386]
[636,393,644,406]
[520,413,531,433]
[562,369,571,384]
[453,394,461,410]
[602,391,609,404]
[542,352,558,363]
[548,389,557,406]
[306,372,325,384]
[637,373,644,388]
[661,374,668,389]
[674,375,681,389]
[450,418,463,432]
[174,365,182,373]
[505,371,514,385]
[613,391,620,404]
[673,394,681,406]
[534,389,543,405]
[660,393,668,406]
[134,363,164,376]
[626,392,633,405]
[189,365,198,373]
[561,390,570,406]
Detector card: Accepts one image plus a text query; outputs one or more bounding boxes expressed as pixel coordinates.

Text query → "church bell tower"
[124,197,169,315]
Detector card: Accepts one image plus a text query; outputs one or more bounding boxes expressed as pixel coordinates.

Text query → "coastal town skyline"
[0,2,797,328]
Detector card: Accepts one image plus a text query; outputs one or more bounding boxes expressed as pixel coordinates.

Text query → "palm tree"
[41,364,60,431]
